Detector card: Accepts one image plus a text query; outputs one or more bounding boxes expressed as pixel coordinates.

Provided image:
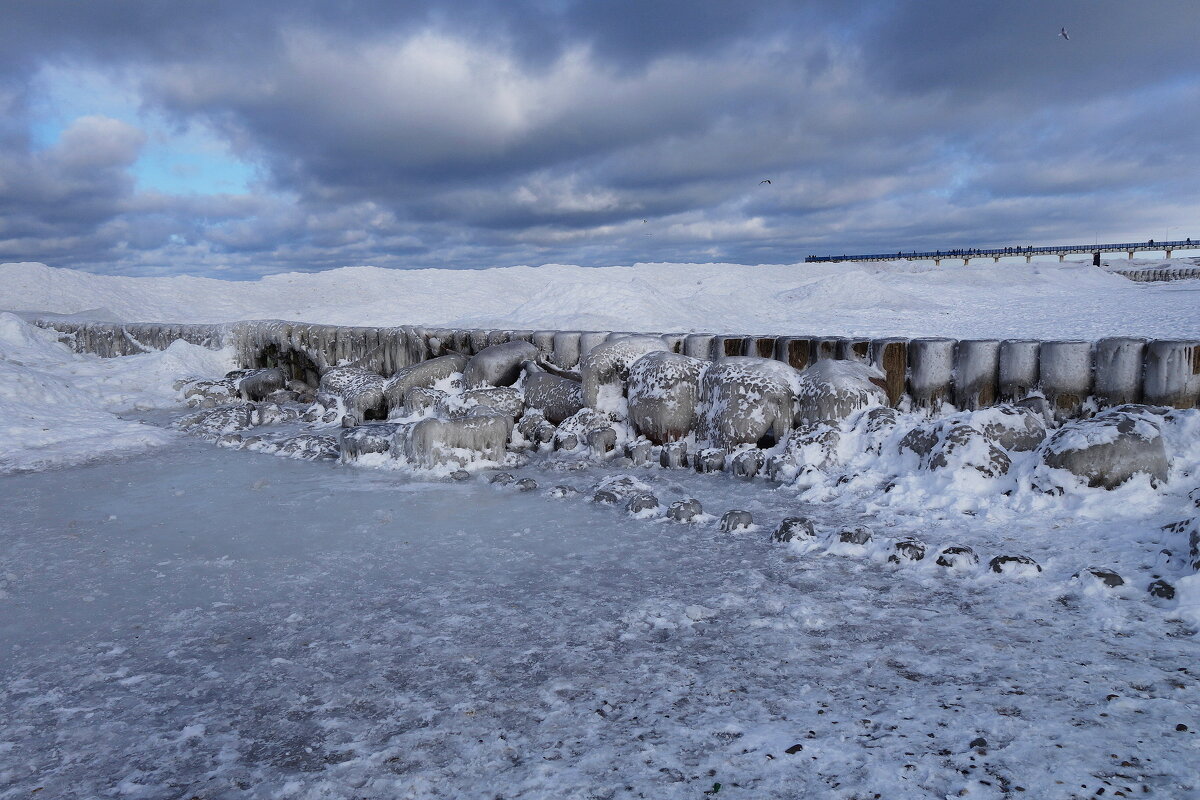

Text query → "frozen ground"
[2,434,1199,799]
[4,258,1200,339]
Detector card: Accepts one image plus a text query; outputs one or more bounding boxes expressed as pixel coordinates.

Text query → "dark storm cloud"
[0,1,1198,277]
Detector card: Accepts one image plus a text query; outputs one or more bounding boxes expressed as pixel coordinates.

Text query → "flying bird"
[1059,27,1069,40]
[759,179,772,185]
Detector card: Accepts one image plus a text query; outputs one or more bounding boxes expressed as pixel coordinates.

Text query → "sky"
[0,0,1198,279]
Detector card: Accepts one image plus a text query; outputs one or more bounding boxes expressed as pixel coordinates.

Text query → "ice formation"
[579,335,668,412]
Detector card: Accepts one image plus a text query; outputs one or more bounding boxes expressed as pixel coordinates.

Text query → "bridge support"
[1059,254,1065,262]
[1166,249,1172,259]
[1128,251,1135,260]
[933,259,941,266]
[1025,255,1031,263]
[994,256,1000,263]
[963,258,970,265]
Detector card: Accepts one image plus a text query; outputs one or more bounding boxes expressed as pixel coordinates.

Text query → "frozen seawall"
[34,318,1200,413]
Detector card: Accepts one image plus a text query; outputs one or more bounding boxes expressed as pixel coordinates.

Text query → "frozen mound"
[382,354,467,408]
[521,369,584,425]
[1040,405,1169,489]
[699,357,800,448]
[626,351,705,444]
[317,366,387,421]
[794,358,887,424]
[463,341,538,388]
[579,335,668,412]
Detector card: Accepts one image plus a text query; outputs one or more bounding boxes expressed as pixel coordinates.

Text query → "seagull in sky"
[759,179,772,185]
[1059,27,1069,40]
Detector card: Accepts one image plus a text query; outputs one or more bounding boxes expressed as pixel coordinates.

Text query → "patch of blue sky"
[28,65,256,195]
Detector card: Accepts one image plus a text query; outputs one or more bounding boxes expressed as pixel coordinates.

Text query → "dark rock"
[1078,567,1125,588]
[490,472,515,485]
[694,448,726,474]
[1148,579,1176,600]
[451,470,471,481]
[889,539,926,563]
[625,440,653,465]
[936,545,979,569]
[592,490,619,505]
[988,554,1042,575]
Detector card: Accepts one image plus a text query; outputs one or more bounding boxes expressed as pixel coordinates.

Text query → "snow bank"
[0,313,234,473]
[4,258,1199,339]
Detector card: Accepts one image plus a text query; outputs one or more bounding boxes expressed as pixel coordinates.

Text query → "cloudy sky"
[1,1,1198,277]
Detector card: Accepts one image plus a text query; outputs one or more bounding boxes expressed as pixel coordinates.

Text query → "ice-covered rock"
[693,448,725,473]
[889,539,926,563]
[579,335,669,412]
[402,413,510,468]
[699,357,799,449]
[626,352,704,444]
[719,510,753,532]
[848,406,899,455]
[274,433,339,460]
[781,421,841,472]
[794,359,887,425]
[318,366,388,420]
[974,404,1047,452]
[899,421,1011,478]
[463,341,539,388]
[625,440,653,465]
[383,354,467,408]
[988,554,1042,576]
[730,449,765,479]
[1040,406,1169,489]
[667,498,703,523]
[403,386,447,416]
[251,402,300,427]
[462,386,524,420]
[773,517,816,542]
[935,545,979,570]
[626,493,660,516]
[838,526,872,545]
[236,368,287,402]
[340,423,403,462]
[521,371,584,425]
[182,378,239,406]
[588,427,618,455]
[178,405,254,435]
[554,408,613,452]
[660,441,689,469]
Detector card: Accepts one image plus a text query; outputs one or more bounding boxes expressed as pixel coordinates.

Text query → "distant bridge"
[805,238,1199,265]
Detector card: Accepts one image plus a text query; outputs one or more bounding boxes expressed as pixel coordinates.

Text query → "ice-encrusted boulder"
[463,386,524,420]
[899,420,1012,478]
[554,408,614,451]
[626,352,705,444]
[521,371,584,424]
[1040,406,1169,489]
[402,413,510,468]
[848,406,899,455]
[794,359,887,424]
[974,404,1047,452]
[780,421,841,472]
[318,366,388,420]
[274,434,339,460]
[236,368,287,402]
[404,386,447,416]
[178,405,254,435]
[579,335,669,412]
[699,357,799,448]
[383,354,467,408]
[182,378,239,406]
[463,341,539,388]
[340,423,404,462]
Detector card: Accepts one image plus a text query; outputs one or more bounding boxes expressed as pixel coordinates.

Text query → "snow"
[0,312,235,473]
[4,258,1200,339]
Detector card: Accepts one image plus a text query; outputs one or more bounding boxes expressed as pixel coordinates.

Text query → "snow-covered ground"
[3,436,1199,799]
[4,258,1200,338]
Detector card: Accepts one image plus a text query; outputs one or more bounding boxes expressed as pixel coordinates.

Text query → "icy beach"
[2,261,1199,799]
